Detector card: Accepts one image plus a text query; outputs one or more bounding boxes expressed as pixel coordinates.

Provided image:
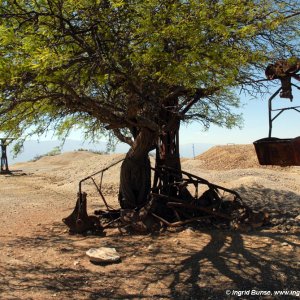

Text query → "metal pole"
[192,144,195,159]
[268,88,281,138]
[0,139,9,173]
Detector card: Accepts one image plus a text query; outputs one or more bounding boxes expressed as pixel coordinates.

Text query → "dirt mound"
[195,144,287,170]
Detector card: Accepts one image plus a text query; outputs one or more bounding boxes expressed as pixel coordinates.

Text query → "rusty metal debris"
[254,137,300,166]
[62,192,102,234]
[63,158,124,234]
[63,161,268,234]
[265,58,300,100]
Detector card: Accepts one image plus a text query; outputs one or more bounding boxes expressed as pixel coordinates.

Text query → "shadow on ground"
[0,186,299,299]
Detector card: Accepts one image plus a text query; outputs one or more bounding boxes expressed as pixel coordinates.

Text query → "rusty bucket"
[254,137,300,166]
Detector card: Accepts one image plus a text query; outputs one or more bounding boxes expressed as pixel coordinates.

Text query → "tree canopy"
[0,0,299,152]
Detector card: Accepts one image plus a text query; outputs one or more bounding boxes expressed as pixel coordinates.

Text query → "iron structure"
[254,58,300,166]
[63,159,267,234]
[0,138,13,174]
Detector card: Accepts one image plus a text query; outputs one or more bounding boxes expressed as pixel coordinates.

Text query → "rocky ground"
[0,146,299,299]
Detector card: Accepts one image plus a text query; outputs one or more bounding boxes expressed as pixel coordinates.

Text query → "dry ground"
[0,145,299,299]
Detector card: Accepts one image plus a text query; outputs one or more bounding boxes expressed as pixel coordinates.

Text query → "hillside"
[194,144,293,171]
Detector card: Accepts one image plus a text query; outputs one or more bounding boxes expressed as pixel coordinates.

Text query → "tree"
[0,0,299,209]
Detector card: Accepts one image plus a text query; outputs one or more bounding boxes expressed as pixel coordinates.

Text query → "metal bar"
[79,158,124,185]
[291,83,300,90]
[90,177,114,211]
[268,87,282,137]
[99,172,104,190]
[172,208,181,221]
[152,165,241,199]
[151,212,211,227]
[167,202,232,220]
[102,217,121,229]
[271,110,285,122]
[77,158,124,213]
[272,105,300,112]
[269,98,300,134]
[271,106,300,122]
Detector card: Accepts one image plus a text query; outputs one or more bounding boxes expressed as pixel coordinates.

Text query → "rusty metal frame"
[268,83,300,137]
[64,155,268,233]
[148,165,247,226]
[78,157,125,212]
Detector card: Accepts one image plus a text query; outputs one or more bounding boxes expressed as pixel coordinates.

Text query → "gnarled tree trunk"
[118,127,156,209]
[153,120,182,195]
[118,120,183,210]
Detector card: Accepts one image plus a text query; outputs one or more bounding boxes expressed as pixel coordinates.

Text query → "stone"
[86,247,120,263]
[182,228,194,235]
[271,218,280,225]
[173,239,180,245]
[59,247,73,253]
[147,245,155,251]
[73,260,80,266]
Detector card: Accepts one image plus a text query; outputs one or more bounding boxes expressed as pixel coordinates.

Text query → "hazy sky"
[179,81,300,145]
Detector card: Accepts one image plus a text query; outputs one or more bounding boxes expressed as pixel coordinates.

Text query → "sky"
[179,82,300,145]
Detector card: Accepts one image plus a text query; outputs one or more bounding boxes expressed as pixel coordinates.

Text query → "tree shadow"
[167,184,300,299]
[169,230,299,299]
[0,186,299,299]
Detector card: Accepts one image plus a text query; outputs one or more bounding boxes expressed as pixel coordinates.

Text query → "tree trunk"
[118,128,156,209]
[153,119,182,196]
[118,119,184,211]
[118,99,183,210]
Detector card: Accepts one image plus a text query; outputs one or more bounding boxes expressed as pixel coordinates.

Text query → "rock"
[147,245,155,251]
[295,215,300,221]
[73,260,80,266]
[271,218,280,225]
[59,247,73,253]
[183,228,194,235]
[173,239,180,245]
[285,225,291,231]
[281,242,288,246]
[86,247,120,263]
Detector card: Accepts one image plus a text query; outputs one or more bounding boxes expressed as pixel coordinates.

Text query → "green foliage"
[31,146,61,161]
[76,148,108,154]
[0,0,299,151]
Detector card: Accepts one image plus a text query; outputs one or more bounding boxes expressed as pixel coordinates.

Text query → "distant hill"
[7,139,214,164]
